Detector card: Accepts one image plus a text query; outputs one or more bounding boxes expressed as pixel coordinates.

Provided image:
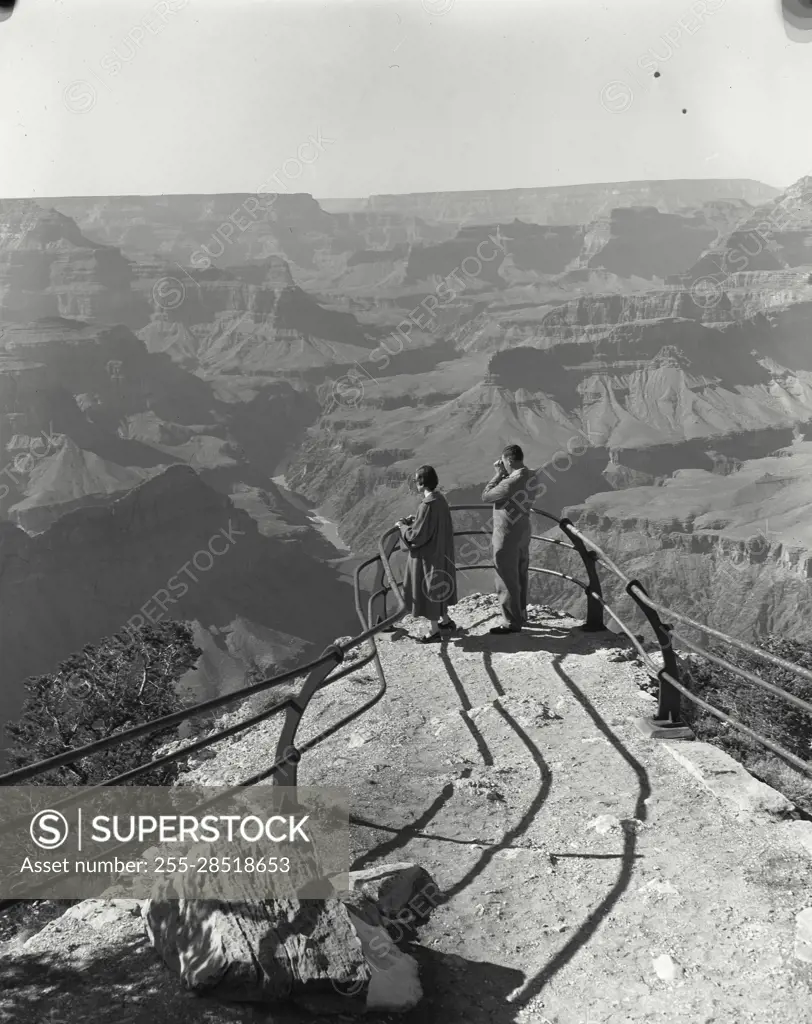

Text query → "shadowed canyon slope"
[0,316,239,526]
[0,304,359,766]
[0,465,359,758]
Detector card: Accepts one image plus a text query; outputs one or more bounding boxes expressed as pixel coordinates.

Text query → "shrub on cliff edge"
[4,622,201,786]
[679,634,812,815]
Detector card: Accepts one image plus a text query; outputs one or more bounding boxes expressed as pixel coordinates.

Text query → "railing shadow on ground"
[349,641,555,889]
[437,647,495,766]
[506,653,651,1009]
[349,635,643,1012]
[350,778,467,872]
[480,649,506,697]
[344,507,809,1007]
[439,695,554,905]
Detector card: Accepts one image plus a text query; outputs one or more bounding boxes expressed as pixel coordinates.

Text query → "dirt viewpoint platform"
[2,595,811,1024]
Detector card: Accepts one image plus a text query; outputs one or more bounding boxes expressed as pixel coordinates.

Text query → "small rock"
[189,748,217,763]
[638,879,679,897]
[587,814,622,835]
[652,953,682,982]
[795,907,812,963]
[347,863,440,938]
[782,820,812,859]
[61,899,143,931]
[455,778,505,803]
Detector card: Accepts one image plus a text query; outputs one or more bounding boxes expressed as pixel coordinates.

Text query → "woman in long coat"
[395,464,458,643]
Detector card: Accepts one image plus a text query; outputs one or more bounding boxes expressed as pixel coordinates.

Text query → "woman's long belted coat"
[400,490,458,619]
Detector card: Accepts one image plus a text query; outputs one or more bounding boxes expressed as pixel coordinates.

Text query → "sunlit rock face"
[137,255,375,375]
[676,177,812,296]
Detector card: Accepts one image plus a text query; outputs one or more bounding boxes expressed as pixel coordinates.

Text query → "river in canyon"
[269,473,366,595]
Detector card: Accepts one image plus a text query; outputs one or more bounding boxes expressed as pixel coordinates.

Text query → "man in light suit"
[481,443,539,634]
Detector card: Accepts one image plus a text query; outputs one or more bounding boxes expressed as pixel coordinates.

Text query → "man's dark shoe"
[489,624,522,634]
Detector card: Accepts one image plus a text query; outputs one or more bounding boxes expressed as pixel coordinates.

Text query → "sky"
[0,0,810,199]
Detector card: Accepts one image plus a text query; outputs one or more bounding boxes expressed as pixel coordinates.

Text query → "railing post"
[371,531,401,632]
[273,645,344,794]
[625,580,693,740]
[558,518,606,631]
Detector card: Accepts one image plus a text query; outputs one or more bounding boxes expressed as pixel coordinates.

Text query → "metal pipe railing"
[524,511,811,770]
[0,533,406,788]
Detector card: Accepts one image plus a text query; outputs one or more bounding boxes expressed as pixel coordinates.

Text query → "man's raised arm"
[482,470,515,504]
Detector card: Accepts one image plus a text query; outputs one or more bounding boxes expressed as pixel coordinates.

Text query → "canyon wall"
[0,201,148,327]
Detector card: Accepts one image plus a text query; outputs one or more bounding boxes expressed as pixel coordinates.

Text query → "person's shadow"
[450,623,589,657]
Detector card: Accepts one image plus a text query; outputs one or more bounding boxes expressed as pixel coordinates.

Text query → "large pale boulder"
[142,862,439,1013]
[662,742,796,819]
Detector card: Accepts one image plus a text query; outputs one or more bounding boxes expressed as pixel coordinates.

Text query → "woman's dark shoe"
[489,624,522,634]
[417,631,445,644]
[439,619,456,632]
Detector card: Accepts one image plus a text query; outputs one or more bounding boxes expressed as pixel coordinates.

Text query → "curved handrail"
[443,505,811,778]
[528,512,806,774]
[0,530,406,788]
[637,590,812,686]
